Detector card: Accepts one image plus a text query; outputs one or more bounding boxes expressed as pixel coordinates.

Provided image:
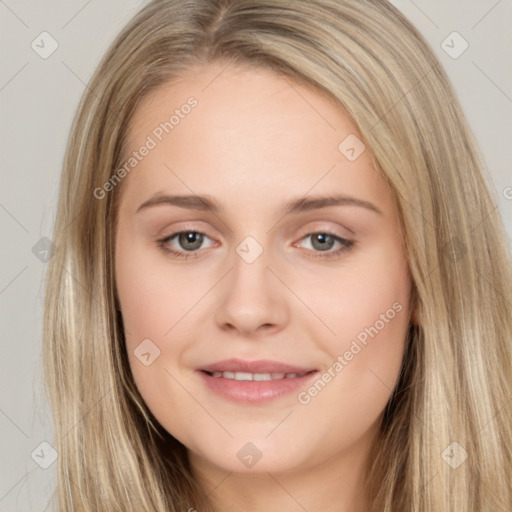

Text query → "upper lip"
[198,358,316,374]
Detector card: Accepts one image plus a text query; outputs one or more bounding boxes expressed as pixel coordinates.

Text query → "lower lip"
[197,371,318,403]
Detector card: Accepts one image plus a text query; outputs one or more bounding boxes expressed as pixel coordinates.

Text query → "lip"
[199,358,315,374]
[197,358,318,403]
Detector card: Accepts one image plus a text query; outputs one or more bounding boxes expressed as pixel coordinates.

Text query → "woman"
[43,0,512,510]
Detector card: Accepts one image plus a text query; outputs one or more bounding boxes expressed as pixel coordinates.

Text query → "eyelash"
[157,230,355,261]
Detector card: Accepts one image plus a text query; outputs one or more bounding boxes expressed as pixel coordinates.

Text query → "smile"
[197,359,318,403]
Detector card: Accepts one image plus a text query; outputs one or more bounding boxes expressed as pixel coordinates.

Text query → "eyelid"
[293,230,348,247]
[294,225,349,241]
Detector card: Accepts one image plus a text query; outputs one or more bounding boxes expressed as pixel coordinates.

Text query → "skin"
[115,61,413,512]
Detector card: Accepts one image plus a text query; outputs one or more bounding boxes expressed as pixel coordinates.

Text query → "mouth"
[196,359,318,403]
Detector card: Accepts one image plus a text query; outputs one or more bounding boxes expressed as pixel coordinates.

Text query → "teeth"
[235,372,253,380]
[209,371,306,380]
[253,373,272,381]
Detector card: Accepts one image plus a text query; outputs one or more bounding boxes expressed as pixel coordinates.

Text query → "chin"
[187,435,315,475]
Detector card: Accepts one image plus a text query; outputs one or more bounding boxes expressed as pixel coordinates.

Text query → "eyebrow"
[136,193,383,216]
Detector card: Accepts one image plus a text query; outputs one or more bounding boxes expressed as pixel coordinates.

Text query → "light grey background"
[1,1,510,510]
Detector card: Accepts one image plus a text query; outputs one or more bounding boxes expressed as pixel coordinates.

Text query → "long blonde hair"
[43,0,512,510]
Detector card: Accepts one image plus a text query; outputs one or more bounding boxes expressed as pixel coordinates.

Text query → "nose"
[214,243,289,337]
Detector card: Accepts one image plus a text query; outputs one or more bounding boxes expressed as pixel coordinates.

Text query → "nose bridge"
[230,235,275,302]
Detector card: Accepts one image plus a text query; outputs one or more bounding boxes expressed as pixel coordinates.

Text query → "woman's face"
[115,62,413,477]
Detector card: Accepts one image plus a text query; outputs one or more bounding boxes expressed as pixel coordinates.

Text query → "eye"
[157,230,216,259]
[294,232,354,260]
[157,230,354,260]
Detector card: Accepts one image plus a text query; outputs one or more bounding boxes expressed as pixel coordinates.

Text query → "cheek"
[115,238,200,434]
[296,243,411,438]
[115,235,198,340]
[305,235,411,356]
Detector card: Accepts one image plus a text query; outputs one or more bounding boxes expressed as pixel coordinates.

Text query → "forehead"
[120,62,391,217]
[128,63,352,158]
